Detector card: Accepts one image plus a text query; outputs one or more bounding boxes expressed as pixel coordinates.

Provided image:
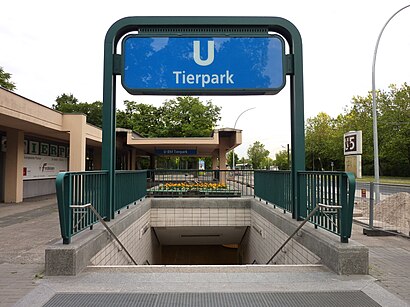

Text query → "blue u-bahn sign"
[122,36,286,95]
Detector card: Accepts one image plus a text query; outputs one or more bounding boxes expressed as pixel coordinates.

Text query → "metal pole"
[232,107,256,170]
[287,143,290,170]
[369,182,374,229]
[372,4,410,202]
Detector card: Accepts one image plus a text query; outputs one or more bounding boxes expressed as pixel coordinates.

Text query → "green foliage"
[247,141,270,169]
[274,149,290,170]
[160,97,221,137]
[52,93,103,127]
[116,101,163,137]
[305,83,410,176]
[226,150,239,168]
[261,156,275,170]
[53,94,221,138]
[117,96,221,138]
[305,112,343,171]
[0,66,16,91]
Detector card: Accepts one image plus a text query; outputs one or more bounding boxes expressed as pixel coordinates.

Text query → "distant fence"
[146,169,254,197]
[354,182,410,237]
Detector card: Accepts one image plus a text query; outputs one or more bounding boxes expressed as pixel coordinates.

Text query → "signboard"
[23,154,68,180]
[122,36,286,95]
[155,149,197,155]
[198,160,205,170]
[344,131,362,156]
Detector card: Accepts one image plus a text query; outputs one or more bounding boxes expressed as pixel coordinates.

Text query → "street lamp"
[371,4,410,199]
[232,107,256,170]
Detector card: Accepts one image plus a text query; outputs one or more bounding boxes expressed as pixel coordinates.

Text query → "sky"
[1,0,410,159]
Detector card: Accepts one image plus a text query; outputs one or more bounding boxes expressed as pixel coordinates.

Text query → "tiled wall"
[150,207,251,227]
[90,204,320,266]
[242,210,321,265]
[90,211,160,266]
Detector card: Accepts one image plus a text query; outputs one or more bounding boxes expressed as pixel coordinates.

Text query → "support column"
[212,152,218,170]
[131,148,136,170]
[63,114,87,171]
[218,147,227,184]
[4,129,24,203]
[127,150,131,170]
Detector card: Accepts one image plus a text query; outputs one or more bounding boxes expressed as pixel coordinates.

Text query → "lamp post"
[372,4,410,200]
[232,107,256,170]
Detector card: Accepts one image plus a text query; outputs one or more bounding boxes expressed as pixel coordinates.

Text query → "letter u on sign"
[193,41,214,66]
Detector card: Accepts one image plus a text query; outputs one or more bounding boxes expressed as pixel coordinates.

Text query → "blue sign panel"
[155,149,198,155]
[122,36,285,95]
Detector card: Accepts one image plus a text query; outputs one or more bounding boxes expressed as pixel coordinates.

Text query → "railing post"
[340,173,349,242]
[369,182,374,229]
[340,172,355,243]
[297,172,307,219]
[56,172,72,244]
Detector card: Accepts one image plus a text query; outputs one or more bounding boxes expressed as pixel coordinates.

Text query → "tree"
[305,112,343,171]
[52,93,103,127]
[116,100,163,137]
[247,141,270,169]
[0,66,16,91]
[376,84,410,176]
[226,150,239,168]
[305,83,410,176]
[53,94,221,138]
[274,149,290,170]
[117,96,221,138]
[261,156,275,170]
[160,96,221,137]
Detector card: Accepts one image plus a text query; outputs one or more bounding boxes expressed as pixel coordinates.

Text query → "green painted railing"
[56,170,147,244]
[254,170,356,242]
[115,170,147,211]
[254,171,292,212]
[298,171,356,243]
[56,169,355,244]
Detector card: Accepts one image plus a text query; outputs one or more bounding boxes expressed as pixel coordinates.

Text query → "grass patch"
[357,176,410,185]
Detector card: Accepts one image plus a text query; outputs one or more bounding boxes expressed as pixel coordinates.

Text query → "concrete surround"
[45,198,369,276]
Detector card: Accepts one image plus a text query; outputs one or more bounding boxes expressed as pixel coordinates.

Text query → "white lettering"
[226,70,234,84]
[201,74,210,87]
[186,74,194,84]
[193,41,214,66]
[172,70,235,88]
[173,71,182,84]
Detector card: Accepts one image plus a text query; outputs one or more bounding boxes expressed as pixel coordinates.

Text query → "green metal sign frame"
[103,16,305,220]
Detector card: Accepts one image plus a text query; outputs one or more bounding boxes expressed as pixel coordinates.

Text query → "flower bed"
[148,182,241,198]
[160,182,227,191]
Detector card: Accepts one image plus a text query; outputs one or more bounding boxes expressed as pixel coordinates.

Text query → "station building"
[0,87,241,203]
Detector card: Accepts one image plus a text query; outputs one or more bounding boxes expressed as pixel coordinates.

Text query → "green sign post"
[103,17,305,220]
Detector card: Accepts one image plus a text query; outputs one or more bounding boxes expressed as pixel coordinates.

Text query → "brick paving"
[351,223,410,304]
[0,196,409,306]
[0,196,60,307]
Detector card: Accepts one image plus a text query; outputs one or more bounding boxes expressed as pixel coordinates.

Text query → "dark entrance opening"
[160,245,239,265]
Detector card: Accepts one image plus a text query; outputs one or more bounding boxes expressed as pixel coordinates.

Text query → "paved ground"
[0,195,409,306]
[0,196,60,307]
[351,223,410,303]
